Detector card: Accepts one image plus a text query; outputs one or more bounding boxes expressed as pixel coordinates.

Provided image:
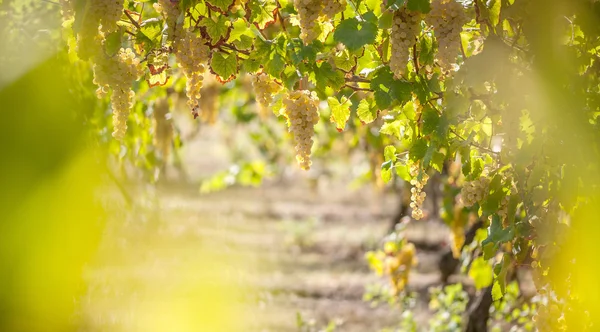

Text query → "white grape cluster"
[152,97,173,157]
[92,48,143,140]
[460,176,491,207]
[252,73,281,119]
[200,76,220,124]
[409,164,429,220]
[174,30,210,118]
[390,8,423,78]
[93,0,125,34]
[321,0,346,19]
[426,0,467,70]
[497,195,509,222]
[283,90,320,170]
[294,0,323,45]
[154,0,182,42]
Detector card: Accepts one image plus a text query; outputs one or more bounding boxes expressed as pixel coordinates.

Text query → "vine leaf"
[380,120,403,140]
[312,62,345,92]
[407,0,431,13]
[384,145,397,163]
[328,96,352,132]
[492,255,512,300]
[201,15,231,41]
[210,52,238,82]
[482,215,515,249]
[246,0,278,29]
[469,256,493,290]
[205,0,235,12]
[409,138,428,161]
[333,17,378,51]
[370,67,412,109]
[357,98,378,124]
[228,19,253,43]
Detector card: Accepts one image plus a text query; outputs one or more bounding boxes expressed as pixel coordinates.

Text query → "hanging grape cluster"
[385,242,416,295]
[174,30,210,119]
[409,164,429,220]
[321,0,346,19]
[154,0,183,42]
[252,73,281,119]
[460,176,491,207]
[152,97,173,158]
[283,90,320,170]
[199,75,220,124]
[426,0,467,70]
[93,48,143,140]
[294,0,323,44]
[390,7,423,78]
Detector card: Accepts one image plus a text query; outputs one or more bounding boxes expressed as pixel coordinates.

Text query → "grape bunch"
[294,0,323,45]
[252,73,281,119]
[409,164,429,220]
[321,0,346,19]
[154,0,183,42]
[385,242,416,295]
[174,30,210,118]
[390,7,423,78]
[283,90,320,170]
[92,48,143,140]
[200,75,220,124]
[426,0,467,70]
[152,97,173,158]
[460,176,490,207]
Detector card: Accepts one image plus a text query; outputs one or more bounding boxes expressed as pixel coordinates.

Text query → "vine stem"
[449,127,500,155]
[344,84,372,92]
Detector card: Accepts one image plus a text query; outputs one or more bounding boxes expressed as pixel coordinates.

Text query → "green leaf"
[493,255,512,299]
[370,67,412,108]
[104,30,122,56]
[384,145,397,162]
[205,0,234,12]
[333,17,378,51]
[333,49,355,71]
[312,62,345,92]
[381,160,393,183]
[328,96,352,131]
[379,11,394,29]
[482,215,515,248]
[419,33,434,66]
[380,120,403,140]
[246,0,278,29]
[265,52,285,77]
[409,138,428,161]
[357,98,378,124]
[407,0,431,13]
[201,15,230,41]
[491,280,503,301]
[387,0,407,10]
[228,18,253,42]
[210,52,238,81]
[469,256,493,290]
[422,107,440,136]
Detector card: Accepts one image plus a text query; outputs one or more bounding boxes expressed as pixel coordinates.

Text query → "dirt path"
[78,179,456,332]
